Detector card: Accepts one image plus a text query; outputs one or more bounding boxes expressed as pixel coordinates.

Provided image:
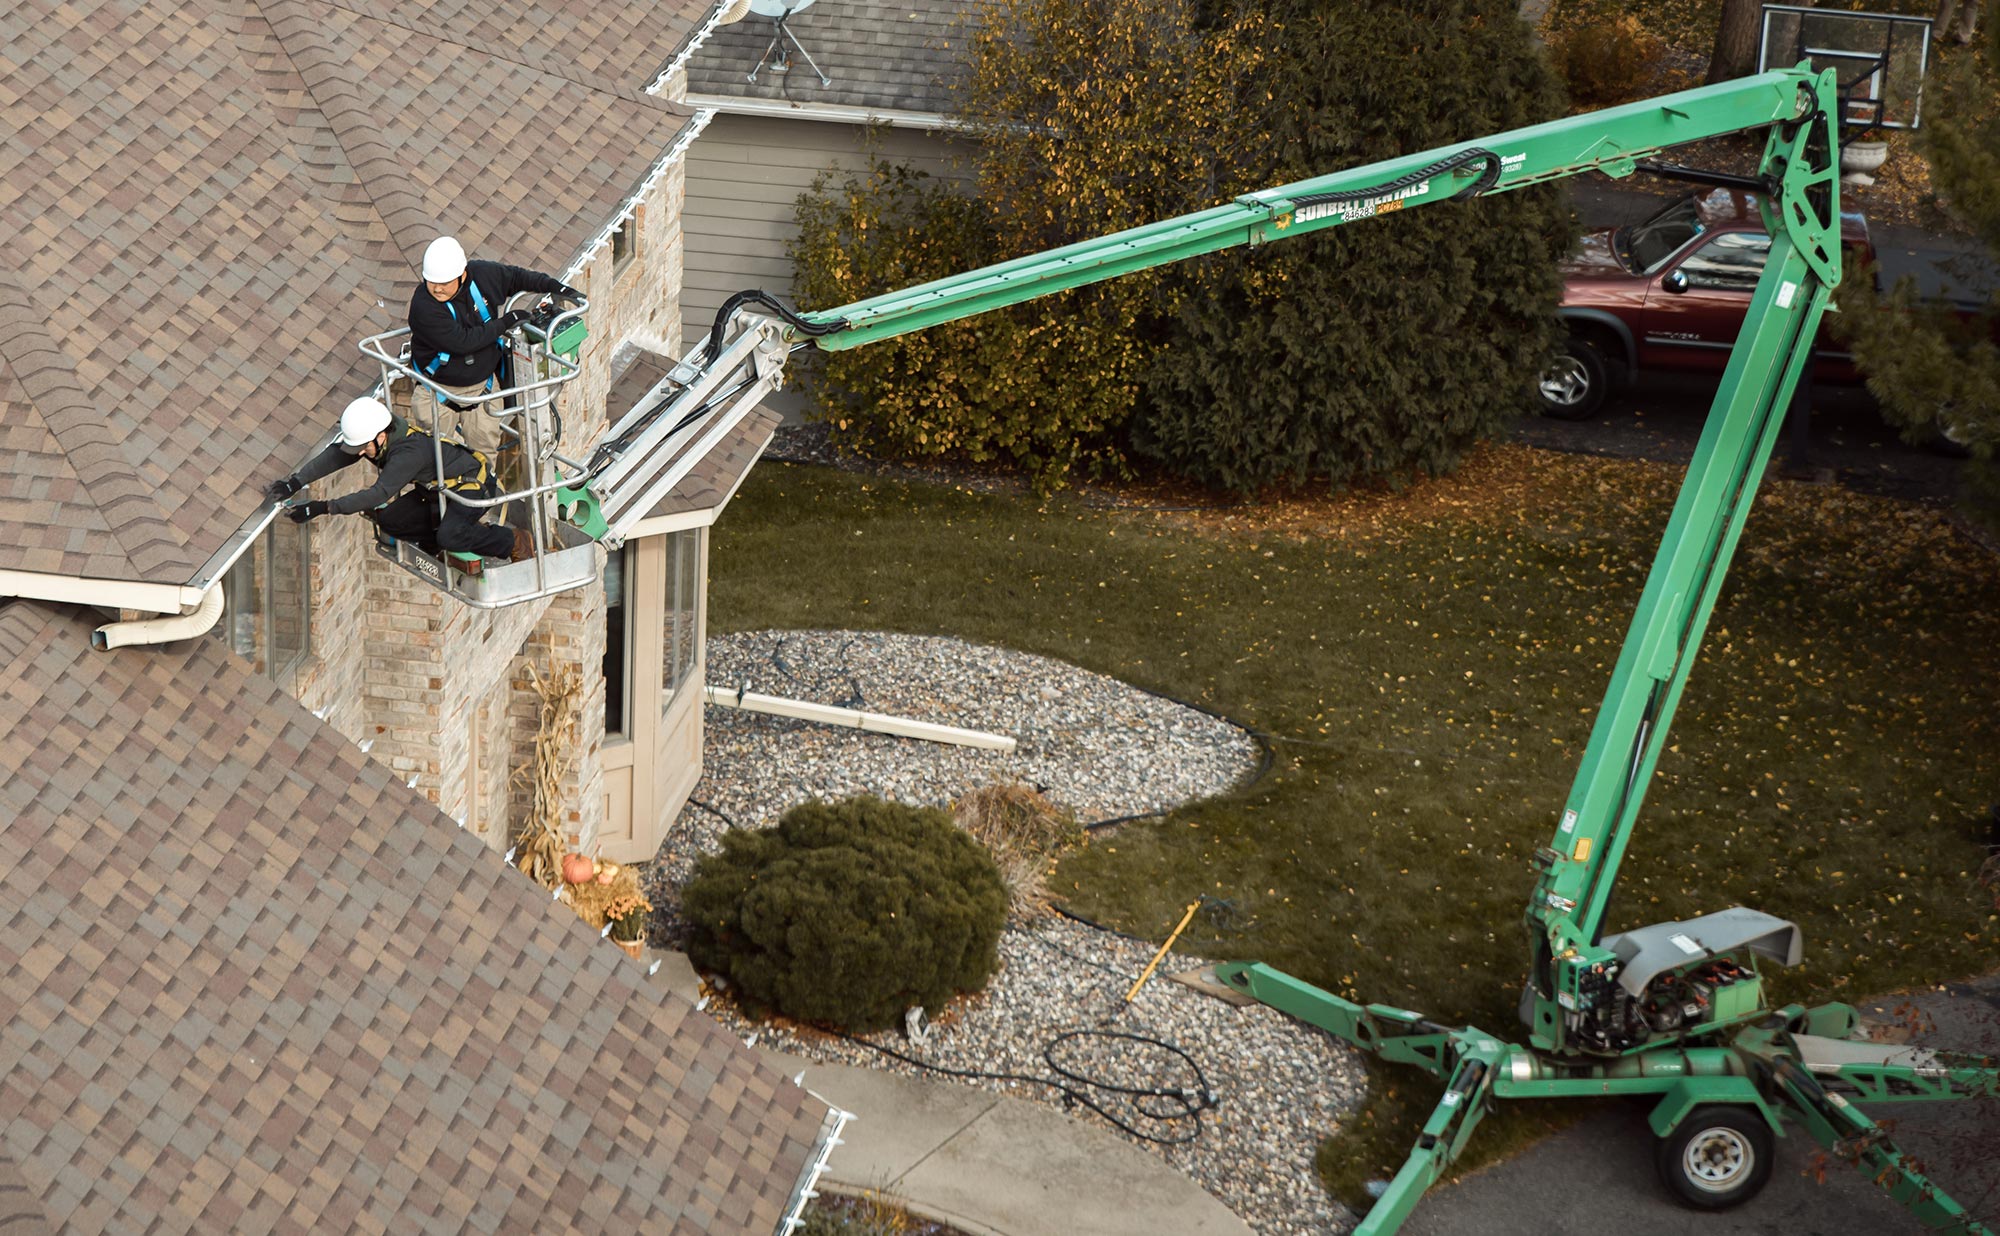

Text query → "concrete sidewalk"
[650,951,1253,1236]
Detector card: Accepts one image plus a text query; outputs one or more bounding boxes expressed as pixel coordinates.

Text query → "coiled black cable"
[827,1024,1218,1146]
[704,289,849,365]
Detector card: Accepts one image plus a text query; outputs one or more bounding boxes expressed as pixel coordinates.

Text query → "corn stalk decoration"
[513,656,582,890]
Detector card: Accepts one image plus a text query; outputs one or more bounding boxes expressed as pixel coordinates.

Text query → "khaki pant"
[431,380,517,455]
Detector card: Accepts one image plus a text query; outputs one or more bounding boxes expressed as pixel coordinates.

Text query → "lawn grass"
[707,444,2000,1210]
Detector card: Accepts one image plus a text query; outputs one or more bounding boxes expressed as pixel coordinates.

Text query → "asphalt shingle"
[0,601,829,1234]
[0,0,700,587]
[682,0,972,115]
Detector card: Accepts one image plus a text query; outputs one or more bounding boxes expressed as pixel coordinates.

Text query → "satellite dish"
[745,0,831,86]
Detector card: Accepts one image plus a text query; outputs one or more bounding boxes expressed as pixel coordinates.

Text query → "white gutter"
[682,92,959,131]
[90,582,224,651]
[189,491,289,594]
[776,1102,854,1236]
[565,108,717,281]
[0,570,207,615]
[703,684,1016,751]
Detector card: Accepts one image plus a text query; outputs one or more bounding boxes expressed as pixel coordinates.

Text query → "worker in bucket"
[266,396,532,568]
[408,235,579,455]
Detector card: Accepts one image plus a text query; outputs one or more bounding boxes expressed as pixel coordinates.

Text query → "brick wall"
[294,154,691,861]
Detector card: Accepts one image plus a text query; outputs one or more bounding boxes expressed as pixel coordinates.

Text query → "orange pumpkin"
[561,853,596,884]
[594,861,620,886]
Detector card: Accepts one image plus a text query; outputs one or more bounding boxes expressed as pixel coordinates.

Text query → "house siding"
[680,112,965,392]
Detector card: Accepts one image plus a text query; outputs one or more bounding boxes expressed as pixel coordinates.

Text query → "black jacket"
[296,420,486,515]
[408,259,567,387]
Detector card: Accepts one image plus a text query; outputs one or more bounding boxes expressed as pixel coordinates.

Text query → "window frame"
[217,518,311,691]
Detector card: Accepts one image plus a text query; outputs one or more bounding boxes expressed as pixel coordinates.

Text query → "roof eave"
[683,92,957,130]
[0,569,208,615]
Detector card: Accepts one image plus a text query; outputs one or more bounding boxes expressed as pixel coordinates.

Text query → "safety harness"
[396,421,490,493]
[422,277,503,403]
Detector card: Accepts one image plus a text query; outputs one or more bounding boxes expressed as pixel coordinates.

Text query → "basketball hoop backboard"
[1757,4,1932,131]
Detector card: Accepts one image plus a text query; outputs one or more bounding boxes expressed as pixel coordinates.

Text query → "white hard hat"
[339,396,393,448]
[421,235,467,283]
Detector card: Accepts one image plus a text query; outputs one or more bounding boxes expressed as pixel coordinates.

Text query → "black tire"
[1538,338,1609,420]
[1655,1105,1776,1210]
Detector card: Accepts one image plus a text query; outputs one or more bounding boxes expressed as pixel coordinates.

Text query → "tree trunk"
[1933,0,1979,44]
[1706,0,1765,84]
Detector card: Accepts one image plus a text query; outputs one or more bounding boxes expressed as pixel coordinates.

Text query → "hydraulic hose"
[704,290,848,365]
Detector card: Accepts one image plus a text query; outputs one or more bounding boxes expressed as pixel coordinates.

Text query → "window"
[1619,197,1704,272]
[611,218,636,274]
[663,529,701,707]
[1677,231,1771,292]
[603,544,631,739]
[217,517,310,690]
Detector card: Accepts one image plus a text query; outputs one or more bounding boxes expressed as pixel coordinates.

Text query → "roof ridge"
[265,0,686,273]
[0,266,166,579]
[258,0,444,270]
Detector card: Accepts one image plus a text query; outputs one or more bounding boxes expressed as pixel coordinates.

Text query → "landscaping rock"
[640,629,1365,1236]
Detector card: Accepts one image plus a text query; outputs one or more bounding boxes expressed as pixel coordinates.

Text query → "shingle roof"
[0,600,828,1234]
[682,0,973,116]
[0,0,699,588]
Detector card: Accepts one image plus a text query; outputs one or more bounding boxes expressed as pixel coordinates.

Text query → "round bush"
[683,796,1009,1032]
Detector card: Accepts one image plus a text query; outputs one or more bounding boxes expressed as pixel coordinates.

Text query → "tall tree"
[1136,0,1577,492]
[1832,11,1998,487]
[788,0,1271,489]
[789,0,1574,494]
[1707,0,1766,84]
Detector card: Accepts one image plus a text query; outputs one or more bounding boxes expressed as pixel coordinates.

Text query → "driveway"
[1399,976,2000,1236]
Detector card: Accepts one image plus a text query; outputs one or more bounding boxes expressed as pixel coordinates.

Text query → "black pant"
[372,484,513,558]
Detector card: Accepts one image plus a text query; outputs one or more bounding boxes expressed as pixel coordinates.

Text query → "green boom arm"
[795,69,1834,350]
[782,66,1844,1055]
[693,60,2000,1236]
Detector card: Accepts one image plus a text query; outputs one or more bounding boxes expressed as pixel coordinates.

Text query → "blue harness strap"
[426,277,499,399]
[422,280,496,376]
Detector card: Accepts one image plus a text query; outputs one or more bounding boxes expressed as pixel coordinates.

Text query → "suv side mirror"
[1662,269,1690,294]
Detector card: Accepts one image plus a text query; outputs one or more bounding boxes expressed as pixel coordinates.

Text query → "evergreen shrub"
[682,796,1009,1032]
[1135,0,1577,493]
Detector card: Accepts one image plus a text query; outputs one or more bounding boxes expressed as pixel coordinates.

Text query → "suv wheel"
[1539,338,1608,420]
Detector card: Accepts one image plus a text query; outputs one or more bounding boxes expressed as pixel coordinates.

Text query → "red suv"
[1541,188,1871,418]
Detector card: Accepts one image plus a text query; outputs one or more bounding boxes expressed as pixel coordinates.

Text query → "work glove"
[264,474,303,501]
[284,500,327,524]
[553,284,582,304]
[496,308,532,332]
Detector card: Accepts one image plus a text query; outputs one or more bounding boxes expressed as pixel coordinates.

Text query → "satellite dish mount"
[747,0,831,87]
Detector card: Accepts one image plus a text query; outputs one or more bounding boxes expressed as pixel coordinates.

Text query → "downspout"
[90,583,224,651]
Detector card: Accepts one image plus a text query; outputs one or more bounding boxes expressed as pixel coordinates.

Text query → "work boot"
[510,527,535,563]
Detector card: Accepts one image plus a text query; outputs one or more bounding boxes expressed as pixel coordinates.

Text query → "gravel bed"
[638,629,1365,1236]
[650,629,1266,892]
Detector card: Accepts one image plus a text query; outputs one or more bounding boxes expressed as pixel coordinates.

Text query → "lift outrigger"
[368,62,1996,1230]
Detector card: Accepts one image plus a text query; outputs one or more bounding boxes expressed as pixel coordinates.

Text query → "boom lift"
[356,297,606,608]
[365,63,1997,1229]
